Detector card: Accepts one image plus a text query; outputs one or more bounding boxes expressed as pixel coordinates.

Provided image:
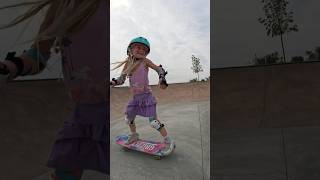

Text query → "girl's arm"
[111,62,128,86]
[145,58,168,87]
[2,2,58,79]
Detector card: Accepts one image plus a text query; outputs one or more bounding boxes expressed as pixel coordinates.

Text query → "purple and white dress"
[46,0,109,174]
[125,61,157,122]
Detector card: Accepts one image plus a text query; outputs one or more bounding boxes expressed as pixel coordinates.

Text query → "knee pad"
[149,117,164,131]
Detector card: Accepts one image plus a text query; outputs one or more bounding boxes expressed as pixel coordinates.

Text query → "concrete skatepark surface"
[211,63,320,179]
[3,62,320,180]
[211,127,320,180]
[0,80,209,180]
[212,63,320,128]
[110,101,210,180]
[110,82,210,180]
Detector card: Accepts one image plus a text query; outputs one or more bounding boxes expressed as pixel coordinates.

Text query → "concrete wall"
[212,62,320,128]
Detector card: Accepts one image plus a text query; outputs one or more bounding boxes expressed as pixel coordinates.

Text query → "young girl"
[111,36,175,152]
[0,0,109,179]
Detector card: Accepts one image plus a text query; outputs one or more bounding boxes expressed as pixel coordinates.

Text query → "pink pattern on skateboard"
[115,134,166,156]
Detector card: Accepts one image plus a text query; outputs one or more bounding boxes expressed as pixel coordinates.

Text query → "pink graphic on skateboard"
[115,134,173,157]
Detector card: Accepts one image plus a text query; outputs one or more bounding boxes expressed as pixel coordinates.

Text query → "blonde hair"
[111,55,143,76]
[0,0,102,49]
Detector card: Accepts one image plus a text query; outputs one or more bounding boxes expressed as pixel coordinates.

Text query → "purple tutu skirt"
[47,102,109,174]
[126,92,157,121]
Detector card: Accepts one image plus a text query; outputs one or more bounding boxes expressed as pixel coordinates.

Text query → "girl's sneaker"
[125,132,139,145]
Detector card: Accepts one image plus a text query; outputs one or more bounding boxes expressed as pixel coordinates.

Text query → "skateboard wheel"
[154,155,162,160]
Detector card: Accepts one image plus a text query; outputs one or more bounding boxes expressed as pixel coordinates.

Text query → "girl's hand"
[159,83,167,89]
[0,62,9,74]
[0,62,10,84]
[110,80,116,87]
[159,78,168,89]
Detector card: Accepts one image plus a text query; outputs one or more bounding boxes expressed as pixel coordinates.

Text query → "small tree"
[291,56,304,63]
[305,50,316,61]
[191,55,203,81]
[253,52,282,65]
[316,47,320,60]
[306,47,320,61]
[189,78,197,83]
[258,0,298,63]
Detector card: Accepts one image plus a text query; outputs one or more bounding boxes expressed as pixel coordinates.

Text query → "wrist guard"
[112,74,126,85]
[157,64,168,87]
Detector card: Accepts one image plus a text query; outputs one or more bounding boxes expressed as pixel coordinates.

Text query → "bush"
[291,56,304,63]
[189,78,197,82]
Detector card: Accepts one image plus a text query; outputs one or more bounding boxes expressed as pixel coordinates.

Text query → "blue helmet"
[127,36,150,55]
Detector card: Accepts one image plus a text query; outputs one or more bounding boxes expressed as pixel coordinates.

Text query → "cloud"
[110,0,210,85]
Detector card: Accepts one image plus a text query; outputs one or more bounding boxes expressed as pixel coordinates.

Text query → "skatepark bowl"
[0,80,209,180]
[110,81,210,180]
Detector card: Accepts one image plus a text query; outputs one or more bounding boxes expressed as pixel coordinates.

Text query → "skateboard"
[115,134,176,159]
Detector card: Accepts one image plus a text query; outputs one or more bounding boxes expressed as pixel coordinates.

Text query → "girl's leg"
[149,117,173,143]
[151,118,175,154]
[125,115,139,144]
[125,114,137,134]
[125,112,137,133]
[51,169,83,180]
[128,122,136,134]
[158,123,168,137]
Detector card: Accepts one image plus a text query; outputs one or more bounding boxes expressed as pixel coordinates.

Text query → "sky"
[110,0,210,85]
[0,1,63,80]
[212,0,320,69]
[0,0,211,83]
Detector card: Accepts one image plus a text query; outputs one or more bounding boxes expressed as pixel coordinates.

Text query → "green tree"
[258,0,298,63]
[191,55,203,81]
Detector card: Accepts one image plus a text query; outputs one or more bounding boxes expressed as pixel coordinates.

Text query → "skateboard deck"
[115,134,175,159]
